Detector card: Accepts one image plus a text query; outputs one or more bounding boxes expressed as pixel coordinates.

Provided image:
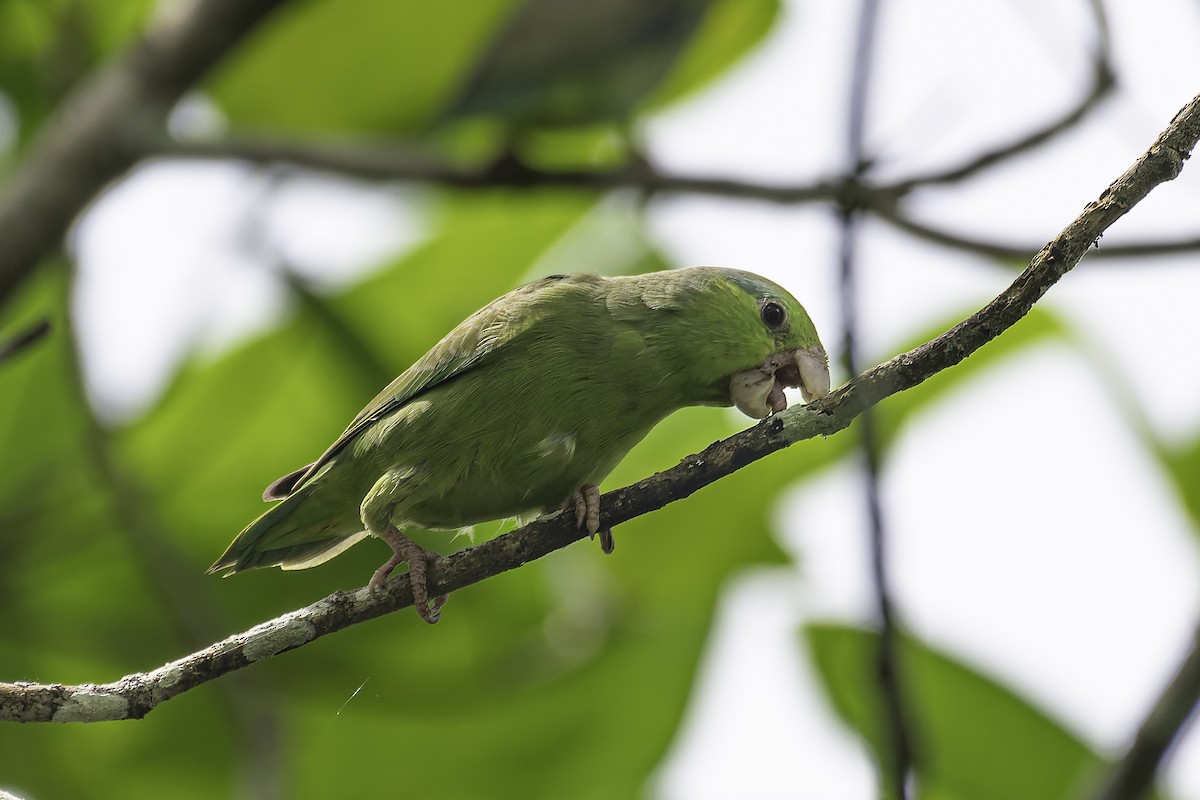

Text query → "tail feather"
[208,485,366,575]
[280,531,372,570]
[262,463,313,501]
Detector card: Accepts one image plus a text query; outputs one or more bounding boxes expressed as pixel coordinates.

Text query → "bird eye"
[760,300,787,329]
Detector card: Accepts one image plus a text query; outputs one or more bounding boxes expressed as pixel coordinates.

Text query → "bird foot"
[567,484,614,554]
[369,525,448,624]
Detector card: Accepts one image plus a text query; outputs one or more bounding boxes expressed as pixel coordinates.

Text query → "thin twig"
[3,90,1197,725]
[881,0,1110,193]
[871,203,1200,262]
[890,11,1113,194]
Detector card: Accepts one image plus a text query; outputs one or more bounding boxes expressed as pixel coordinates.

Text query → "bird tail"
[208,485,369,575]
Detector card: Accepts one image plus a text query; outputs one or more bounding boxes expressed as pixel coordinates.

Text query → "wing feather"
[264,274,590,498]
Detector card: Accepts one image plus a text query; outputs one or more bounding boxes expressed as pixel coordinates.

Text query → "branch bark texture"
[3,92,1198,724]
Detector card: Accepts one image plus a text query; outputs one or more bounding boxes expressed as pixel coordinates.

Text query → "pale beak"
[729,344,830,419]
[792,343,831,403]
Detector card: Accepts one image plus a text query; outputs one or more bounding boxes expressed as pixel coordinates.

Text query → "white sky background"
[65,0,1200,797]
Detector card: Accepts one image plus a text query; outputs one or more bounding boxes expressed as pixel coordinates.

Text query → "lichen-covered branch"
[3,91,1199,725]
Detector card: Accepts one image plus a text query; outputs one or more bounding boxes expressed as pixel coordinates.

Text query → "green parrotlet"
[209,267,829,623]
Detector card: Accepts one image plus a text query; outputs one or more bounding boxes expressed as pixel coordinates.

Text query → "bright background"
[3,0,1200,797]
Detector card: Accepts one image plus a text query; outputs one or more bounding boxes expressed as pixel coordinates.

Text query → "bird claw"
[568,484,614,554]
[370,525,447,624]
[594,527,614,554]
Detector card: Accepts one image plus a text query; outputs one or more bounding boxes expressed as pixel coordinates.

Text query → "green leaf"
[805,623,1110,800]
[1159,437,1200,532]
[647,0,781,108]
[207,0,779,145]
[208,0,513,134]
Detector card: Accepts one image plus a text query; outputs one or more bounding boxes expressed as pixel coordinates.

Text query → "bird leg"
[569,484,614,554]
[369,523,448,624]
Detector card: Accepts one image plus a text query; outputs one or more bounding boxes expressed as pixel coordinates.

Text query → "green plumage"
[210,267,828,601]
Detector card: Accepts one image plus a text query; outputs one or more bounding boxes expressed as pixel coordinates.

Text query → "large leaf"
[208,0,516,135]
[207,0,778,142]
[647,0,780,109]
[806,623,1118,800]
[0,266,208,799]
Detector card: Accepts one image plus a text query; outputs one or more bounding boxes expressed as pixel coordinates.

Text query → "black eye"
[760,300,787,329]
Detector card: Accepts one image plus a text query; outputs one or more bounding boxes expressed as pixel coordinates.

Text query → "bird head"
[720,271,829,418]
[655,267,830,419]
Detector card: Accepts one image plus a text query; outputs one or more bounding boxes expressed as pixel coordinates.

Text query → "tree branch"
[871,203,1200,262]
[152,132,845,204]
[0,0,292,311]
[153,134,1200,262]
[3,91,1199,724]
[888,0,1114,194]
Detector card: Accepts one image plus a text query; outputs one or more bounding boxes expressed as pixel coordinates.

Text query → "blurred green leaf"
[441,0,715,127]
[76,0,156,56]
[1160,437,1200,533]
[208,0,778,154]
[0,1,56,62]
[805,623,1110,800]
[0,264,221,799]
[648,0,781,108]
[209,0,513,135]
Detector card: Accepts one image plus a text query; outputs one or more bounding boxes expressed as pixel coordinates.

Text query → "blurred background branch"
[1094,624,1200,800]
[838,0,916,796]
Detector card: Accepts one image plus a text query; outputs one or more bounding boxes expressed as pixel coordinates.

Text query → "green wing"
[263,274,587,500]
